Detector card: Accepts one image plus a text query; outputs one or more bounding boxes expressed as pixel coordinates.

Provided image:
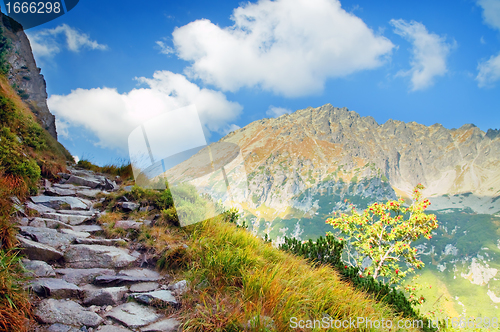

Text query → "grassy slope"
[0,71,71,330]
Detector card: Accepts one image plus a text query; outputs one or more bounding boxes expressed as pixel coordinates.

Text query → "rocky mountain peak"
[0,12,57,139]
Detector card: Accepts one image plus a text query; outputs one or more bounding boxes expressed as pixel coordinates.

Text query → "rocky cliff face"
[218,104,500,216]
[0,12,57,139]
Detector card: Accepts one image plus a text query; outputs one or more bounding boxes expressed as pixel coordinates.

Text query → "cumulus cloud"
[27,24,107,59]
[266,106,292,117]
[171,0,394,97]
[390,19,452,91]
[477,0,500,31]
[477,52,500,87]
[48,71,242,152]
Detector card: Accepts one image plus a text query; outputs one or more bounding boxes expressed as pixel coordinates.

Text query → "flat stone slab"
[18,226,74,248]
[74,237,126,245]
[64,244,138,268]
[45,186,77,196]
[71,225,103,233]
[77,188,103,198]
[30,196,91,210]
[118,268,161,279]
[41,212,89,225]
[131,290,178,307]
[52,183,91,190]
[129,282,159,293]
[26,201,56,214]
[142,318,181,332]
[55,209,96,216]
[28,217,73,230]
[22,260,56,277]
[35,299,103,327]
[65,175,100,188]
[82,284,128,306]
[30,278,81,298]
[60,228,91,238]
[98,326,134,332]
[106,302,162,329]
[46,323,81,332]
[94,275,159,286]
[17,236,63,262]
[55,268,116,285]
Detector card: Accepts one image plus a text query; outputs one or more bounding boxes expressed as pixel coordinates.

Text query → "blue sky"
[6,0,500,166]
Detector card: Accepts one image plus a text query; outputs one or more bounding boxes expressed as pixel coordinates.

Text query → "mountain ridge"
[221,104,499,203]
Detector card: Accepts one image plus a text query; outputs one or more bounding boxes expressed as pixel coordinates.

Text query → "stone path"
[17,167,183,332]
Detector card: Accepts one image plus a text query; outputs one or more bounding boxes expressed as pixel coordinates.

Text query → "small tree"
[326,184,438,285]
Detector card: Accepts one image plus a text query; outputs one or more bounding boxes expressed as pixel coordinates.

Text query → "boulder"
[17,236,63,262]
[114,220,142,230]
[64,244,138,268]
[106,302,162,329]
[34,299,103,327]
[167,280,188,295]
[121,202,139,212]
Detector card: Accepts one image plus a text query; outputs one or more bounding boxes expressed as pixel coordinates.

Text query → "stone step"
[27,217,72,229]
[16,235,63,262]
[30,278,81,299]
[94,275,160,286]
[55,268,116,285]
[74,237,126,246]
[22,259,56,277]
[82,284,128,306]
[18,226,74,249]
[71,224,103,233]
[106,302,163,329]
[35,299,103,327]
[41,212,90,225]
[30,196,92,211]
[131,290,178,307]
[64,244,138,269]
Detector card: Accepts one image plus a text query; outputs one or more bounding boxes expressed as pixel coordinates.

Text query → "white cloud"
[156,39,174,55]
[266,106,292,117]
[390,19,452,91]
[27,24,107,59]
[477,0,500,31]
[48,71,242,152]
[171,0,393,97]
[477,52,500,87]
